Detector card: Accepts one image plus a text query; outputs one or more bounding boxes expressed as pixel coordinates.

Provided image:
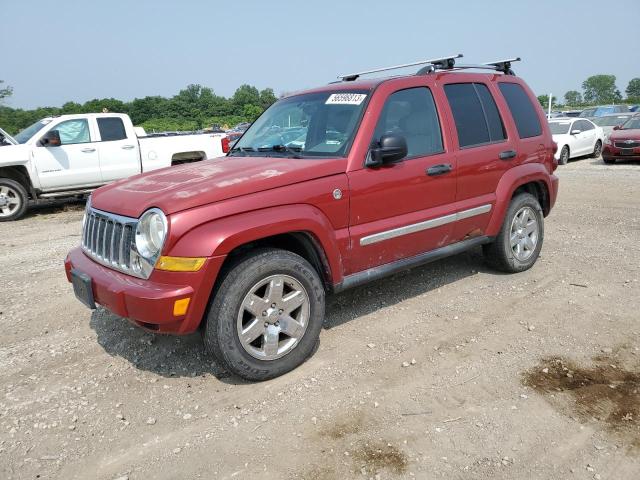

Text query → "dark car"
[602,115,640,164]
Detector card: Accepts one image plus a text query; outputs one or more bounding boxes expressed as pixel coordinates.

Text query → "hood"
[0,144,33,165]
[609,128,640,141]
[91,155,346,218]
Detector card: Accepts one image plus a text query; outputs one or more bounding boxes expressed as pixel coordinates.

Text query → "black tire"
[483,193,544,273]
[591,140,602,158]
[558,145,570,165]
[0,178,29,222]
[603,157,615,165]
[203,248,325,381]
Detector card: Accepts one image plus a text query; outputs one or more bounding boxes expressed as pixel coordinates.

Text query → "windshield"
[549,122,571,134]
[580,108,596,117]
[230,90,370,158]
[14,119,52,144]
[620,117,640,130]
[593,115,631,127]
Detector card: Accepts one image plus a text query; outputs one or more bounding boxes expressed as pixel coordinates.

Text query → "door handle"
[81,147,96,153]
[121,145,135,150]
[426,163,453,176]
[499,150,517,160]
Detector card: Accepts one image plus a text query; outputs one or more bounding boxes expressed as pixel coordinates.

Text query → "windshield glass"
[549,122,571,134]
[580,108,596,117]
[14,119,52,144]
[230,90,370,158]
[593,115,631,127]
[621,117,640,130]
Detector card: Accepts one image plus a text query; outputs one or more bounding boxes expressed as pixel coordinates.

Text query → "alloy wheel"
[510,206,539,261]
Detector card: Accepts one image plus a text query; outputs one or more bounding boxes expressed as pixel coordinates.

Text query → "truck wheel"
[558,146,569,165]
[483,193,544,273]
[203,248,325,381]
[0,178,28,222]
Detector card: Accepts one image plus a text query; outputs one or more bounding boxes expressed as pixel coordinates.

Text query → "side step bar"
[333,236,491,293]
[39,188,96,198]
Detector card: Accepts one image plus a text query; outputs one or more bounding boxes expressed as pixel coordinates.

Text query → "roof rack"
[482,57,521,75]
[337,54,463,81]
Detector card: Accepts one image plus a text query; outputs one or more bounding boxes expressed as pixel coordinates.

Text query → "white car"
[0,113,229,221]
[548,117,604,165]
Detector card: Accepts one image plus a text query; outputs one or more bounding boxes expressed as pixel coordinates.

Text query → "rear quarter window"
[498,83,542,139]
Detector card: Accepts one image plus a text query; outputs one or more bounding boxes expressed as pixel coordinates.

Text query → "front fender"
[486,163,555,236]
[167,204,347,284]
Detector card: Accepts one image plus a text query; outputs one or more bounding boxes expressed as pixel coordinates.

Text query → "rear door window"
[498,83,542,138]
[444,83,506,148]
[373,87,443,157]
[97,117,127,142]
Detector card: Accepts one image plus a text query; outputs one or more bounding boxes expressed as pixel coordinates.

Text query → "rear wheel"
[203,248,325,381]
[0,178,28,222]
[558,146,570,165]
[483,193,544,273]
[592,140,602,158]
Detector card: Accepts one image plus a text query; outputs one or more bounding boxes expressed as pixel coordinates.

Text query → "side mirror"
[613,125,621,131]
[366,134,408,168]
[570,129,581,135]
[41,130,61,147]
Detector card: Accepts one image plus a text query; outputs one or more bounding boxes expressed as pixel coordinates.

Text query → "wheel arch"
[486,164,553,236]
[0,165,35,199]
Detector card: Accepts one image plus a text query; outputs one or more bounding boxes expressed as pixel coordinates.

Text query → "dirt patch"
[351,442,408,476]
[523,354,640,446]
[322,412,365,440]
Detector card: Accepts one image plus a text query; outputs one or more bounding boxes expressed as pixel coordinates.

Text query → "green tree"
[243,104,263,122]
[232,84,260,112]
[537,95,550,108]
[626,78,640,99]
[582,75,622,104]
[0,80,13,102]
[258,88,277,109]
[564,90,582,106]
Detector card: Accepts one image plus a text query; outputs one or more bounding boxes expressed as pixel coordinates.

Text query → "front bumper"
[65,247,225,334]
[603,144,640,161]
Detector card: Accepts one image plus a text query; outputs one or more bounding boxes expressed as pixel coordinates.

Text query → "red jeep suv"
[65,56,559,380]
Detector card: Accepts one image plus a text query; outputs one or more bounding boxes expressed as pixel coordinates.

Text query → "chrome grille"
[82,207,138,275]
[615,141,640,148]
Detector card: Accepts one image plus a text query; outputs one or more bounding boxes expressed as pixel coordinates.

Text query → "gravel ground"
[1,157,639,480]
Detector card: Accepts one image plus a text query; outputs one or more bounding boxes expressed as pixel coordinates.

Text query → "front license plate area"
[71,269,96,309]
[620,148,633,155]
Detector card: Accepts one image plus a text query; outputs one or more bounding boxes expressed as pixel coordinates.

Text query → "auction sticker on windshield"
[325,93,367,105]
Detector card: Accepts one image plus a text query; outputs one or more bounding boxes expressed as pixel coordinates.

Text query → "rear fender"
[167,204,346,285]
[486,163,553,236]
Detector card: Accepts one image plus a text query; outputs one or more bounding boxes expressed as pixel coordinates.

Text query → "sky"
[2,0,639,109]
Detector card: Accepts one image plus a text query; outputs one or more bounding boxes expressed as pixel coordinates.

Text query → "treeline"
[537,74,640,109]
[0,84,278,134]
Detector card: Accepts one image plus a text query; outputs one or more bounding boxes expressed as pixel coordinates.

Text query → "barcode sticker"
[325,93,367,105]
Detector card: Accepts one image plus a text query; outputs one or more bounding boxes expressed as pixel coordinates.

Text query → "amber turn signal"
[156,256,206,272]
[173,298,191,316]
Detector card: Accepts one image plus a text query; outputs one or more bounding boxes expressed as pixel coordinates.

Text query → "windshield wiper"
[229,146,256,156]
[257,144,303,159]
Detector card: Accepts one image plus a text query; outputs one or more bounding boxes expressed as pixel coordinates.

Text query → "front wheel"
[0,178,28,222]
[603,157,615,165]
[592,140,602,158]
[203,248,325,381]
[483,193,544,273]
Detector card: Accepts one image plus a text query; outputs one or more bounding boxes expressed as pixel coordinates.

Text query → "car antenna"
[337,54,463,81]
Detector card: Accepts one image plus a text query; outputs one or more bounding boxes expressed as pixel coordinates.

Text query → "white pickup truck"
[0,113,229,221]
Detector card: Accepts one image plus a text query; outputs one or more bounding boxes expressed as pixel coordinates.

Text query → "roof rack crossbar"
[338,54,463,81]
[482,57,521,75]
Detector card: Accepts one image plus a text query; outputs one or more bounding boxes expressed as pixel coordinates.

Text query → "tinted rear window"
[97,117,127,141]
[444,83,506,148]
[498,83,542,138]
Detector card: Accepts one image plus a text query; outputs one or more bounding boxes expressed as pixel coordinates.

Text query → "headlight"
[135,208,167,260]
